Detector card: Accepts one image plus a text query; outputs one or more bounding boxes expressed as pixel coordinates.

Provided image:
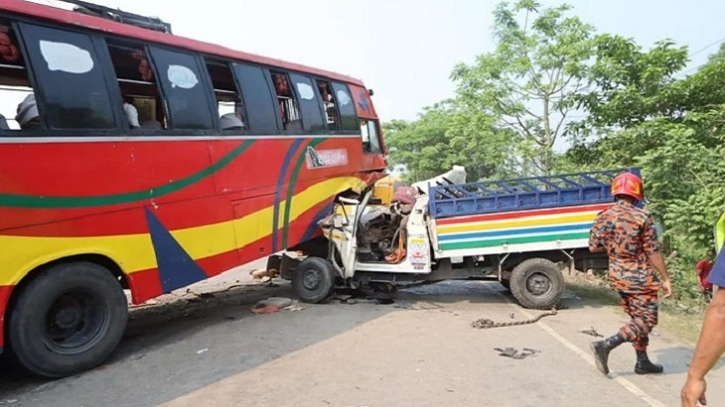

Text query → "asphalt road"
[0,262,722,407]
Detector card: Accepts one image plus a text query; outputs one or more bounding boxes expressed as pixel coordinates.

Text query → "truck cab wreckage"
[269,167,640,309]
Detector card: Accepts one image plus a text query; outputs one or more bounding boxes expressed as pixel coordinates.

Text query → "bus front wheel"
[8,261,128,378]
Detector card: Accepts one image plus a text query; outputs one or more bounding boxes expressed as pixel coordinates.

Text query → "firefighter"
[588,171,673,375]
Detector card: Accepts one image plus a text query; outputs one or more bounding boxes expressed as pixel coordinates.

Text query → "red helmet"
[611,172,643,201]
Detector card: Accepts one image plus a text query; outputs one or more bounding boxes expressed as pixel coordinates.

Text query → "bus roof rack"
[56,0,172,34]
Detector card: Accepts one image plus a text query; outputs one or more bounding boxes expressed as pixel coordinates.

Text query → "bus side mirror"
[368,89,374,96]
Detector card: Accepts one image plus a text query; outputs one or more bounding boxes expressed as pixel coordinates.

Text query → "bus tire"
[509,258,564,310]
[8,261,128,378]
[292,257,336,304]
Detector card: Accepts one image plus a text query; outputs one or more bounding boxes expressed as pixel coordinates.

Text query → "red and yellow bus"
[0,0,387,378]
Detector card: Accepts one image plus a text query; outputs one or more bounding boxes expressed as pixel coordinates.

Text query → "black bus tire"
[8,261,128,378]
[510,258,564,310]
[292,257,336,303]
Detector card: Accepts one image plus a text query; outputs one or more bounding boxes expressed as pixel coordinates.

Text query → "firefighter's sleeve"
[589,216,605,252]
[642,214,660,255]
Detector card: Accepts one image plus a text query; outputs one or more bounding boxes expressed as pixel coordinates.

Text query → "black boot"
[590,333,625,375]
[634,350,664,374]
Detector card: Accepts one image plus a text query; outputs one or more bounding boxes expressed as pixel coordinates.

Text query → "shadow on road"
[0,278,604,407]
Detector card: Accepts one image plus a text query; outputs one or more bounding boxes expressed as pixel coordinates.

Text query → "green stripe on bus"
[0,140,255,209]
[439,232,590,251]
[281,138,323,249]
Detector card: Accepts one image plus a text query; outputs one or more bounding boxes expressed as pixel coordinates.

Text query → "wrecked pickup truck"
[268,167,640,309]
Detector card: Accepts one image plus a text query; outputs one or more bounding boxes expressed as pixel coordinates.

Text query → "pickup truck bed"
[427,168,641,258]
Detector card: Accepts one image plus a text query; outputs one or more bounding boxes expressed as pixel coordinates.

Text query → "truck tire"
[292,257,336,303]
[8,262,128,378]
[509,258,564,310]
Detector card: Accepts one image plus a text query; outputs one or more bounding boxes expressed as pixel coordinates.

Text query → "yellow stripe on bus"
[0,177,366,286]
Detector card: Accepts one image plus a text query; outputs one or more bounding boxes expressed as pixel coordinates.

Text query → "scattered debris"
[196,348,209,355]
[375,298,395,305]
[494,347,540,359]
[265,297,294,308]
[250,268,279,282]
[333,294,354,303]
[251,297,303,314]
[579,327,603,338]
[509,313,515,319]
[251,305,280,314]
[132,353,147,361]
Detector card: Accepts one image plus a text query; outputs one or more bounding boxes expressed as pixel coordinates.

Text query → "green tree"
[383,100,515,182]
[566,41,725,301]
[450,0,595,175]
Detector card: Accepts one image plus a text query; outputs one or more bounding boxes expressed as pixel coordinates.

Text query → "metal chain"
[471,307,558,329]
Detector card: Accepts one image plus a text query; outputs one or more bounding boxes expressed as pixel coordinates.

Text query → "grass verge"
[564,272,707,345]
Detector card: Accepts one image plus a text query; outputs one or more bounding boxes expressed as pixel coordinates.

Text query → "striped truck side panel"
[434,203,611,254]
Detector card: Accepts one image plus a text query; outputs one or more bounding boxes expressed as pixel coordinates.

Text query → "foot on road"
[590,342,609,375]
[635,360,664,374]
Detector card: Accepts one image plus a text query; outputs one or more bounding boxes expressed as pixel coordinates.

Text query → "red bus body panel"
[0,1,387,353]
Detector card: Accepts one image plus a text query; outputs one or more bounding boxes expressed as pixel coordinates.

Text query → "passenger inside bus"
[0,22,37,130]
[205,59,247,132]
[122,96,140,129]
[317,80,339,131]
[107,42,168,130]
[15,93,40,129]
[272,72,301,131]
[219,111,244,130]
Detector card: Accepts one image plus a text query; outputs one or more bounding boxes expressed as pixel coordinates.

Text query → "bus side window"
[147,46,215,131]
[231,63,279,135]
[330,82,358,132]
[0,19,41,131]
[270,70,301,132]
[289,73,324,133]
[205,58,247,133]
[105,41,168,131]
[316,80,341,132]
[361,119,382,154]
[18,22,116,130]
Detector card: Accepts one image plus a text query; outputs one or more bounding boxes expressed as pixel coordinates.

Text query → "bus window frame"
[0,15,126,138]
[310,77,343,135]
[327,81,361,135]
[146,43,220,135]
[102,37,171,135]
[362,118,383,155]
[204,57,251,136]
[268,69,305,135]
[230,61,283,135]
[288,72,327,134]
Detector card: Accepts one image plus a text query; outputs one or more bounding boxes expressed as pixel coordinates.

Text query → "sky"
[19,0,725,123]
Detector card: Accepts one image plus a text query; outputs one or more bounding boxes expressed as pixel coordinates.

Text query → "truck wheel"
[509,258,564,310]
[8,262,128,378]
[292,257,336,303]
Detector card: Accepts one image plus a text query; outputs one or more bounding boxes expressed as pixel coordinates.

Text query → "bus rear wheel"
[8,261,128,378]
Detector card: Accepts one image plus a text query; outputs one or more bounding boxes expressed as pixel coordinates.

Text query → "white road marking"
[504,297,669,407]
